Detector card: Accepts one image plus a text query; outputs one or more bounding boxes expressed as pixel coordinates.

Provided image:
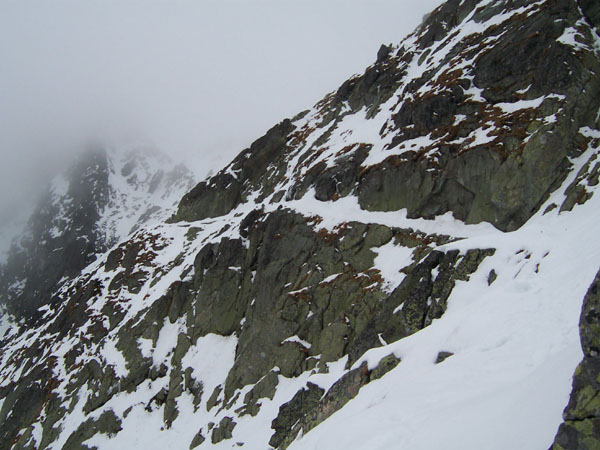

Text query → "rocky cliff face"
[552,269,600,449]
[172,0,599,233]
[0,0,599,449]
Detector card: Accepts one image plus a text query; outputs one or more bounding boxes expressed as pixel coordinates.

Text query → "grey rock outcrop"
[172,0,600,233]
[551,269,600,450]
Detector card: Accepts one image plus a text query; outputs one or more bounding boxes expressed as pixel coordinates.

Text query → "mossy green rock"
[551,269,600,450]
[211,416,237,444]
[189,429,205,449]
[270,357,400,449]
[171,119,294,222]
[269,382,325,449]
[371,354,401,380]
[240,371,279,417]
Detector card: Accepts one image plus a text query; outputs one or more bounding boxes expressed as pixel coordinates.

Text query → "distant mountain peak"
[0,144,195,318]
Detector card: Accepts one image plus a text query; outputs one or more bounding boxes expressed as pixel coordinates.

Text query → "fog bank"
[0,0,442,215]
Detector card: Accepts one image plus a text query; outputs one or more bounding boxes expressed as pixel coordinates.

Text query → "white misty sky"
[0,0,442,214]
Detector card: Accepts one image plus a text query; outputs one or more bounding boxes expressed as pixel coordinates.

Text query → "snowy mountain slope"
[173,0,600,233]
[2,144,599,450]
[0,0,599,449]
[286,137,600,450]
[0,144,195,319]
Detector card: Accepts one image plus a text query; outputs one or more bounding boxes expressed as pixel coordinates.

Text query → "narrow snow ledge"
[285,188,498,241]
[495,96,545,113]
[282,336,312,349]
